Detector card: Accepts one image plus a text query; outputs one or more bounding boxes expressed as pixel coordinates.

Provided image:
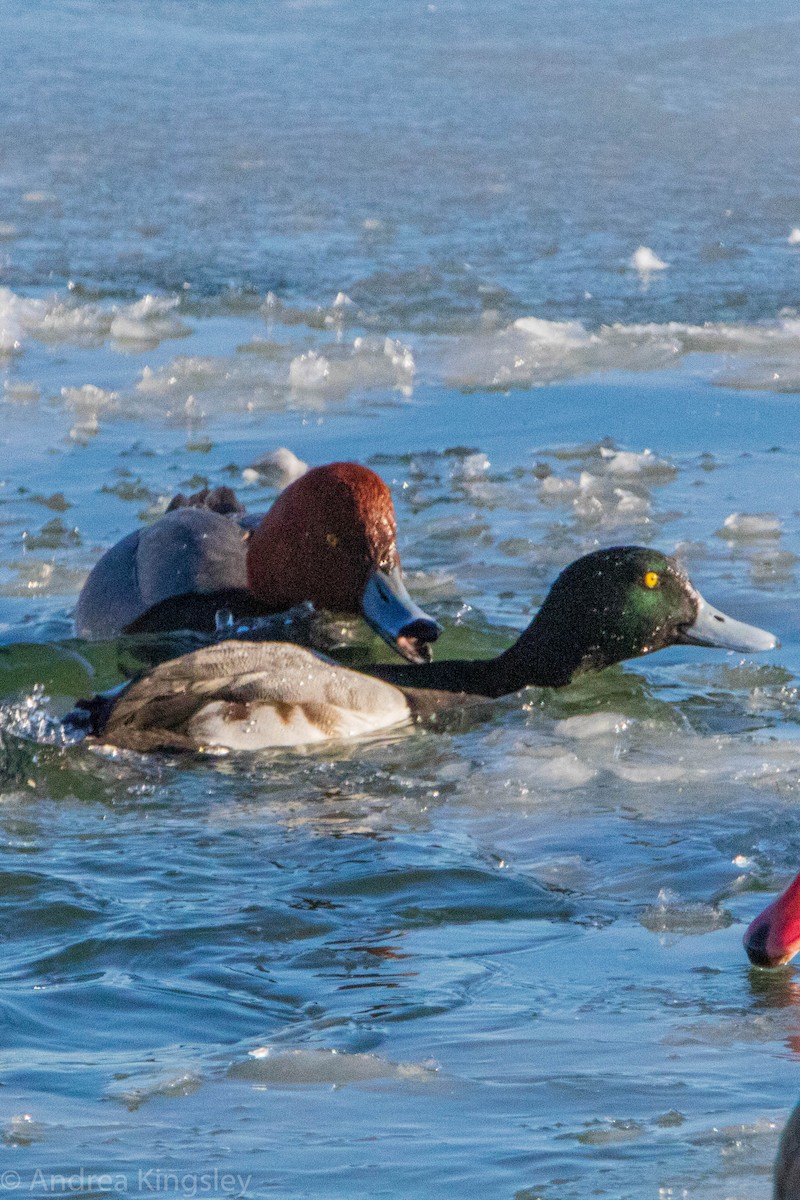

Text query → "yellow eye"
[326,533,339,548]
[644,571,659,589]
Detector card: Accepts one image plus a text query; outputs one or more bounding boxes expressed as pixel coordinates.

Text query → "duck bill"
[744,872,800,968]
[361,565,441,663]
[677,593,778,653]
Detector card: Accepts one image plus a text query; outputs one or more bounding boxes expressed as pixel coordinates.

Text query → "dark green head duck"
[68,545,778,753]
[370,546,778,697]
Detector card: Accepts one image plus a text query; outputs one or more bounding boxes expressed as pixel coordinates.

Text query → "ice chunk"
[513,316,590,346]
[244,447,308,489]
[136,357,222,396]
[599,446,676,480]
[110,295,189,344]
[539,474,579,500]
[555,712,631,739]
[3,380,39,403]
[229,1047,437,1085]
[717,512,781,540]
[639,888,733,935]
[289,337,415,397]
[631,246,669,274]
[451,452,490,480]
[61,383,118,414]
[289,350,330,390]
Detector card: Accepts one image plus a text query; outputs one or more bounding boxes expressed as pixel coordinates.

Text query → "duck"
[74,462,440,664]
[743,871,800,968]
[68,546,777,753]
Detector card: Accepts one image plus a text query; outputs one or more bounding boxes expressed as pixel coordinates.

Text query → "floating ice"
[555,713,631,739]
[229,1047,438,1086]
[504,745,598,791]
[447,316,682,389]
[109,294,189,344]
[2,1113,45,1146]
[750,549,798,584]
[243,447,308,489]
[289,337,415,397]
[539,474,579,499]
[599,446,676,479]
[611,761,688,784]
[0,289,25,354]
[451,452,490,481]
[789,229,800,245]
[3,380,40,403]
[717,512,782,540]
[0,287,190,353]
[640,888,733,935]
[512,316,589,346]
[631,245,669,274]
[572,471,652,527]
[137,356,223,397]
[109,1071,204,1110]
[572,1118,646,1146]
[61,383,119,414]
[289,350,330,390]
[447,312,800,393]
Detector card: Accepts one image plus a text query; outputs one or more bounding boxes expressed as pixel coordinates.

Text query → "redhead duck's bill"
[744,872,800,968]
[361,564,441,663]
[676,592,778,653]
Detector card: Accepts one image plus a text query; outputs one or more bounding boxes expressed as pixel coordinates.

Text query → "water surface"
[2,3,800,1197]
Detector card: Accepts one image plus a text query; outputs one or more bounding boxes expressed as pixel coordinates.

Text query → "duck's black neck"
[368,609,595,697]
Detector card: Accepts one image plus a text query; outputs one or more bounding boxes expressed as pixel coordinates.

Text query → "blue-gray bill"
[677,592,779,653]
[361,565,442,663]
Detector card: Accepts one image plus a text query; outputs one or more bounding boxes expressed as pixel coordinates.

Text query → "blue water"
[2,2,800,1196]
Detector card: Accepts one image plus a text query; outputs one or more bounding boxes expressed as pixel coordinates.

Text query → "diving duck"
[74,462,440,663]
[69,546,777,752]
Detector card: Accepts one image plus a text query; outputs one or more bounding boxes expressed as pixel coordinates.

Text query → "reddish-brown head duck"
[74,461,440,663]
[744,872,800,968]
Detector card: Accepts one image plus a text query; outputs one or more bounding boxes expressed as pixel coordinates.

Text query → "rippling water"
[2,3,800,1197]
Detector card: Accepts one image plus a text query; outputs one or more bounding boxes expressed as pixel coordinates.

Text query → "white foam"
[789,228,800,245]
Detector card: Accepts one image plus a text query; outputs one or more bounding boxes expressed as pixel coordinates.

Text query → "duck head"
[246,462,441,662]
[744,873,800,968]
[509,547,778,689]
